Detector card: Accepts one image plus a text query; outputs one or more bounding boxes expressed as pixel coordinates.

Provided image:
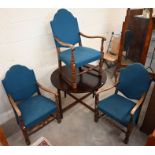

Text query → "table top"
[51,66,107,93]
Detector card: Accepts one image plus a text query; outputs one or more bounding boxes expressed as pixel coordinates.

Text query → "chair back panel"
[2,65,38,101]
[117,63,151,100]
[50,9,81,47]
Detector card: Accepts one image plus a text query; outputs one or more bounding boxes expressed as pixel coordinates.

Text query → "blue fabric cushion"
[2,65,38,101]
[51,9,81,48]
[117,63,151,100]
[59,46,101,68]
[18,95,57,129]
[98,94,140,126]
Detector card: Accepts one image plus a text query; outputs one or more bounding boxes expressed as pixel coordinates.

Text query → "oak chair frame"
[6,82,61,145]
[94,76,147,144]
[54,32,106,89]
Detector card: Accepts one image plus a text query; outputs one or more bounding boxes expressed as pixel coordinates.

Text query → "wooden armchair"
[2,65,61,145]
[94,63,152,144]
[50,9,106,89]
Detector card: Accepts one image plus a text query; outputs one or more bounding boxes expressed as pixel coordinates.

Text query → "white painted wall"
[0,8,127,124]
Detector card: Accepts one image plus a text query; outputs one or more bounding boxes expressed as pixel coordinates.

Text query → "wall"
[0,8,126,124]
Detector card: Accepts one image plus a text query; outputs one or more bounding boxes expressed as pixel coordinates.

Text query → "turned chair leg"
[94,94,99,122]
[93,92,95,98]
[94,109,99,122]
[64,91,67,98]
[99,58,103,77]
[56,111,61,123]
[21,126,30,145]
[72,83,77,89]
[58,60,63,78]
[55,95,62,123]
[99,37,104,76]
[71,64,77,89]
[124,123,133,144]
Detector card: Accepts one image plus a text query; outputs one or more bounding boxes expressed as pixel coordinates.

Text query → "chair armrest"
[54,37,76,65]
[79,32,106,41]
[37,83,60,108]
[130,95,145,116]
[54,37,75,50]
[8,95,21,117]
[96,82,118,95]
[37,82,58,97]
[96,74,119,95]
[96,86,116,95]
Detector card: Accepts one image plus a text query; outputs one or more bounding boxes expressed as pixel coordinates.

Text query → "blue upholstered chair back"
[117,63,151,100]
[2,65,38,101]
[50,9,81,47]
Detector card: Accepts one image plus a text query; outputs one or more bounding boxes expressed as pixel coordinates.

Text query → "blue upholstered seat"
[18,95,57,129]
[59,46,101,67]
[98,94,140,125]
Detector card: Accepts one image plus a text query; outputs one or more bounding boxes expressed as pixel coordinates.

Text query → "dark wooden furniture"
[146,129,155,146]
[0,127,9,146]
[141,82,155,135]
[116,8,153,70]
[141,17,155,134]
[51,66,107,118]
[50,9,106,89]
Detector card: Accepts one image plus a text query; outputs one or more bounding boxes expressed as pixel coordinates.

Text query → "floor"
[1,69,154,146]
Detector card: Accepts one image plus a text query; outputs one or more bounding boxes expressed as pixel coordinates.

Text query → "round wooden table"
[51,66,107,118]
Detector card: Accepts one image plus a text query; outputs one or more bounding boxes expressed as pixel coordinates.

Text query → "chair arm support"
[96,83,118,95]
[54,37,75,50]
[130,95,145,116]
[37,82,58,97]
[8,95,21,117]
[54,37,75,64]
[79,32,106,41]
[37,83,60,108]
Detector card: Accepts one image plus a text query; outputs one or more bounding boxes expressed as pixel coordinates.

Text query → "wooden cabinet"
[117,8,153,68]
[141,83,155,135]
[141,16,155,135]
[146,129,155,146]
[128,16,150,63]
[0,127,9,146]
